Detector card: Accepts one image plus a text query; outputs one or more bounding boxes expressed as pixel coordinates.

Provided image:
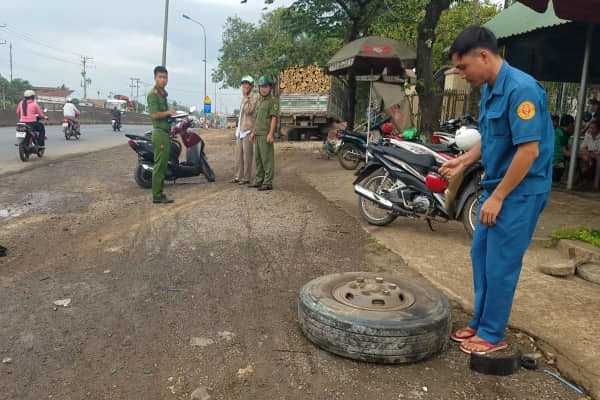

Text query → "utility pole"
[130,77,141,112]
[473,0,479,25]
[162,0,169,66]
[81,56,93,100]
[9,43,12,82]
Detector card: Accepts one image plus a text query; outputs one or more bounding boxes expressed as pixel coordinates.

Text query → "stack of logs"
[279,63,331,94]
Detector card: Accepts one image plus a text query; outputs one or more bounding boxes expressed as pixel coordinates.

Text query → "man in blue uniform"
[440,26,553,355]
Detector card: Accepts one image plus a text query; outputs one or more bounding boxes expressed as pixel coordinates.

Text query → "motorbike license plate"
[62,122,68,128]
[16,131,26,138]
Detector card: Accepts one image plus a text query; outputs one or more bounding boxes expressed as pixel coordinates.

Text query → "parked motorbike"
[433,115,478,145]
[15,114,47,162]
[337,118,391,170]
[126,112,215,189]
[112,118,121,132]
[353,128,483,237]
[62,113,80,140]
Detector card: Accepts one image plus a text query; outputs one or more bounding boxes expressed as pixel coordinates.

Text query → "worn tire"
[64,127,70,140]
[298,272,451,364]
[461,192,480,238]
[37,148,44,158]
[18,143,29,162]
[338,143,362,170]
[134,164,152,189]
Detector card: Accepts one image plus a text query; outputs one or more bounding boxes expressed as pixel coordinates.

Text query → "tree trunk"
[345,26,360,129]
[415,0,452,139]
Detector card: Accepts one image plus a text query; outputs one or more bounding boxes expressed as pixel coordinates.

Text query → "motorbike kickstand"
[426,219,436,232]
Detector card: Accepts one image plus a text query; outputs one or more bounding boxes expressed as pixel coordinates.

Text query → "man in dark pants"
[440,26,553,355]
[147,65,177,204]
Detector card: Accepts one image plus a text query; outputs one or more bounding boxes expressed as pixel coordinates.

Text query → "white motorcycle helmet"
[241,75,255,85]
[454,126,481,152]
[24,89,36,98]
[66,97,73,103]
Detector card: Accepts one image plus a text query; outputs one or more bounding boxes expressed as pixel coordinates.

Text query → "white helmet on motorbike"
[66,97,72,103]
[24,89,36,98]
[454,126,481,152]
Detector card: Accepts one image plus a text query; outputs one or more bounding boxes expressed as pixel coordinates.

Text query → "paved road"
[0,124,152,174]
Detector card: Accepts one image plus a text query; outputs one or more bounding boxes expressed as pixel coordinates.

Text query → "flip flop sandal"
[229,178,240,184]
[460,337,508,355]
[451,327,476,342]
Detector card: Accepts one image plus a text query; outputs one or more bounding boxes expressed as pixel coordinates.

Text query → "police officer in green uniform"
[147,66,177,204]
[249,75,278,191]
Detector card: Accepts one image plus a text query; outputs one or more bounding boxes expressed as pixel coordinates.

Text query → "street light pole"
[182,14,207,103]
[162,0,169,66]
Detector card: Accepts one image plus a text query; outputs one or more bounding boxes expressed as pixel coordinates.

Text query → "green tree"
[241,0,385,127]
[213,10,342,88]
[0,74,33,110]
[371,0,499,134]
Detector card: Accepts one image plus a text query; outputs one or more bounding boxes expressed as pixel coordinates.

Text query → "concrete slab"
[298,151,600,399]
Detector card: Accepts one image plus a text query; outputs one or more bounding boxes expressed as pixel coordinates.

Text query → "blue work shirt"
[478,61,553,195]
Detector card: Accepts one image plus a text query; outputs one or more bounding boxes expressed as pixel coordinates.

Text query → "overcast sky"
[0,0,293,114]
[1,0,505,115]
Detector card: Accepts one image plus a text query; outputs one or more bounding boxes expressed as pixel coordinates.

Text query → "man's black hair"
[551,114,559,122]
[449,25,499,59]
[154,65,168,76]
[560,114,574,127]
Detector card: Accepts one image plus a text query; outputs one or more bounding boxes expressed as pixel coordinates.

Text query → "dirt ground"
[0,130,588,399]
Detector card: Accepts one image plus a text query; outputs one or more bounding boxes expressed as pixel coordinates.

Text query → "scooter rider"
[111,105,122,127]
[16,90,48,147]
[63,97,81,134]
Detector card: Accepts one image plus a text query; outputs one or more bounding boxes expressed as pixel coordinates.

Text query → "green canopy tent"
[327,36,416,157]
[484,0,599,189]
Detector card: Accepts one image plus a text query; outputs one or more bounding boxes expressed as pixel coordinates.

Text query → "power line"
[1,26,84,58]
[81,56,93,100]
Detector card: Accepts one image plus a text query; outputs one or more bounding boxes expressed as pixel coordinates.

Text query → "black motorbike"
[112,118,121,132]
[126,113,215,188]
[353,142,483,237]
[15,114,47,162]
[337,118,391,170]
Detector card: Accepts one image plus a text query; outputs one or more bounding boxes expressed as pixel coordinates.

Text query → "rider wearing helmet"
[63,97,81,133]
[16,90,48,147]
[111,104,122,127]
[230,75,259,185]
[248,75,278,191]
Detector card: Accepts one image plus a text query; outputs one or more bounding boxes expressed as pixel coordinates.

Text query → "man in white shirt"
[63,98,80,133]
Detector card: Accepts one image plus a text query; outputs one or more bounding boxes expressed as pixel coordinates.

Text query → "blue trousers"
[469,191,548,344]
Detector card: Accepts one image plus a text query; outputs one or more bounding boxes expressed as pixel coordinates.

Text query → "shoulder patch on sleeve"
[273,103,278,111]
[517,101,535,120]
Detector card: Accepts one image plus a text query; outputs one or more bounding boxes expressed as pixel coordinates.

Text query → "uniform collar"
[490,61,509,97]
[154,86,167,96]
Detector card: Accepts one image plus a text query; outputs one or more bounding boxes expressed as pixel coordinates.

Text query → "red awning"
[518,0,600,23]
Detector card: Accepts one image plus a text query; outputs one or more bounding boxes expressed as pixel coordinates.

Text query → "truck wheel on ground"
[134,164,153,189]
[298,272,451,364]
[338,143,362,170]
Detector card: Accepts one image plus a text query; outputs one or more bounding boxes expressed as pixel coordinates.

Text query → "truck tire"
[298,272,451,364]
[287,129,301,141]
